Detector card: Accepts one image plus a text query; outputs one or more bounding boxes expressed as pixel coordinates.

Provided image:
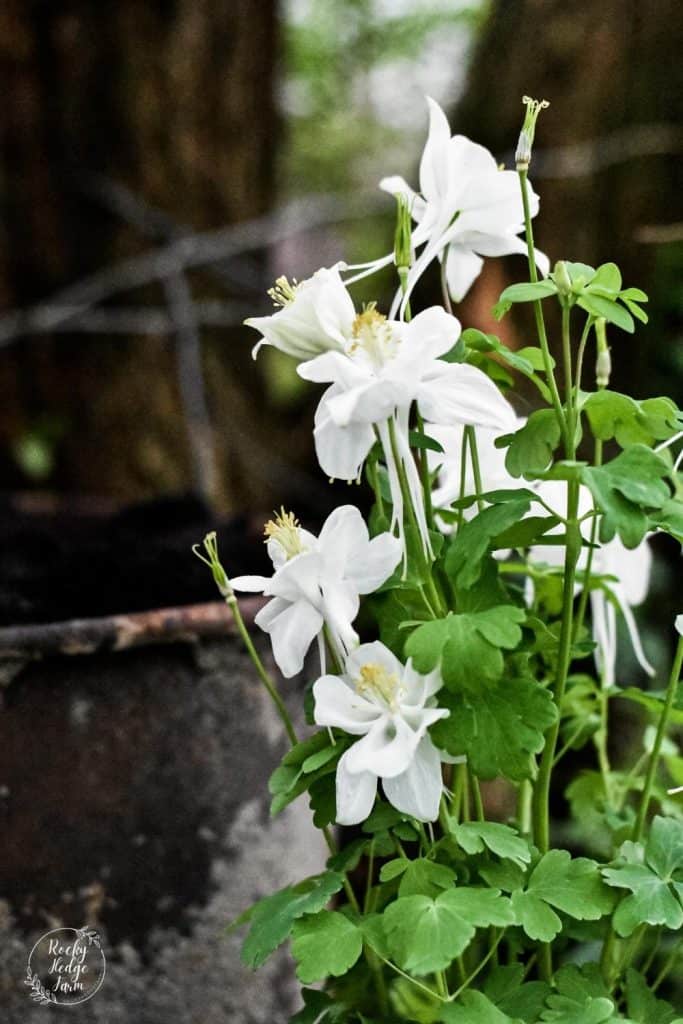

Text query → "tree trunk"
[0,0,279,505]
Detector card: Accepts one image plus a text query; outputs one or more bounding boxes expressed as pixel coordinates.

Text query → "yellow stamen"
[348,303,397,366]
[268,276,300,308]
[264,507,304,559]
[356,662,403,710]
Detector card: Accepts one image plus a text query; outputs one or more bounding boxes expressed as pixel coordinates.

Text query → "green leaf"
[650,498,683,544]
[383,888,513,975]
[517,345,554,372]
[440,990,524,1023]
[431,677,557,780]
[526,849,614,919]
[446,499,532,587]
[409,429,445,453]
[540,963,616,1023]
[484,965,551,1022]
[398,858,457,897]
[498,410,562,479]
[625,967,683,1024]
[288,989,337,1024]
[577,292,634,333]
[452,822,532,869]
[582,445,670,547]
[584,391,682,447]
[589,262,622,294]
[291,910,363,983]
[461,327,537,376]
[493,514,561,550]
[241,871,345,968]
[602,818,683,936]
[616,683,683,726]
[405,607,525,692]
[511,890,562,941]
[379,857,409,883]
[499,280,559,303]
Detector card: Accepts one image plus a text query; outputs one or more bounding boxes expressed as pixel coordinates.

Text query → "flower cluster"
[196,94,683,1019]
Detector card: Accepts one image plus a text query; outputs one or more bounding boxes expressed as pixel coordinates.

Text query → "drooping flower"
[529,481,654,685]
[231,506,401,678]
[313,641,452,824]
[245,264,354,361]
[299,304,515,557]
[346,97,548,316]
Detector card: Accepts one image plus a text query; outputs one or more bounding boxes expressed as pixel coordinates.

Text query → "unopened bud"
[393,194,413,274]
[595,318,611,389]
[553,260,572,298]
[516,96,549,171]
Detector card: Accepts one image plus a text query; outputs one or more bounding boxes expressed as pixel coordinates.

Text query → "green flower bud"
[595,318,611,389]
[553,260,572,298]
[393,194,413,274]
[193,531,233,598]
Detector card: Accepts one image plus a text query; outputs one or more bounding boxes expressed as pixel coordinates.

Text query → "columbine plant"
[195,96,683,1022]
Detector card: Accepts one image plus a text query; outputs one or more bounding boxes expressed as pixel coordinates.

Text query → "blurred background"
[0,1,681,1020]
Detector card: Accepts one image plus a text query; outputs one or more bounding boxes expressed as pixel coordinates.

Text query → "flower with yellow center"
[348,305,399,369]
[263,508,306,562]
[245,264,355,362]
[231,506,401,679]
[313,641,455,825]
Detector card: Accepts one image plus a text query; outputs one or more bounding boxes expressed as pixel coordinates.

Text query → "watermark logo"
[25,927,106,1006]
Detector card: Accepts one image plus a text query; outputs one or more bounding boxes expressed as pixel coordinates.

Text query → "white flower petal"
[420,96,454,203]
[229,574,270,593]
[398,306,461,363]
[335,749,378,826]
[321,579,360,658]
[313,386,375,481]
[313,676,382,734]
[382,736,443,822]
[417,361,516,432]
[444,245,484,303]
[346,533,402,594]
[344,715,420,779]
[676,614,683,636]
[256,597,323,678]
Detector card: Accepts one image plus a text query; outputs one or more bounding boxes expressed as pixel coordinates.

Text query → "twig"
[0,598,265,661]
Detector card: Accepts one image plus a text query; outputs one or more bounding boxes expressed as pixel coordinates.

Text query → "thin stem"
[379,957,444,1001]
[573,317,594,398]
[364,838,375,914]
[633,634,683,842]
[517,779,532,836]
[466,425,484,513]
[518,168,568,449]
[388,417,446,616]
[416,408,436,531]
[225,593,298,746]
[651,945,681,993]
[561,306,575,442]
[470,771,486,823]
[573,438,603,640]
[447,930,505,1002]
[368,454,386,521]
[321,826,360,914]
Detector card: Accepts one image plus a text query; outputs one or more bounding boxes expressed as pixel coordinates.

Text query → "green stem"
[532,479,581,983]
[517,779,532,836]
[518,168,568,449]
[447,930,505,1002]
[651,945,681,993]
[466,425,484,513]
[416,408,436,531]
[561,306,575,442]
[573,317,594,399]
[321,826,360,914]
[470,771,486,823]
[387,417,446,617]
[633,634,683,842]
[225,592,298,746]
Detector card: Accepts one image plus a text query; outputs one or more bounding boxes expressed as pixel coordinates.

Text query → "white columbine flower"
[245,265,354,361]
[231,506,401,678]
[677,614,683,636]
[299,304,515,558]
[530,481,654,686]
[313,641,451,824]
[346,97,548,316]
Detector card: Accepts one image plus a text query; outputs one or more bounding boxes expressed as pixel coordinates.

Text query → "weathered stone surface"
[0,638,326,1022]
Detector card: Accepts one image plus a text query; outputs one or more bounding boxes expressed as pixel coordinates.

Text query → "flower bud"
[393,194,413,274]
[516,96,549,171]
[595,318,611,389]
[553,260,572,299]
